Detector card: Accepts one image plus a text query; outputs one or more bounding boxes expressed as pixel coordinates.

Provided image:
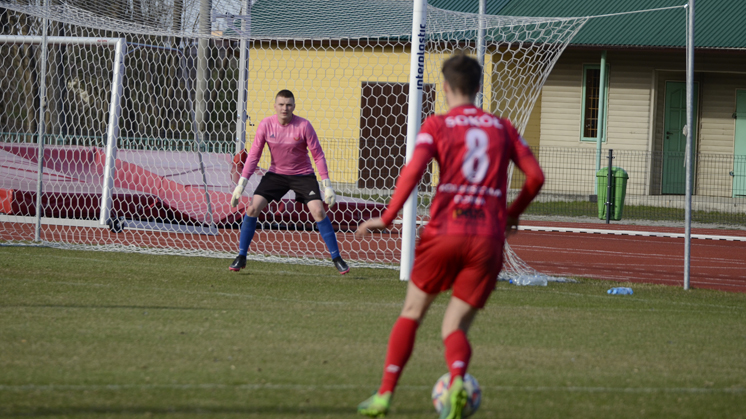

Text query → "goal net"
[0,0,586,278]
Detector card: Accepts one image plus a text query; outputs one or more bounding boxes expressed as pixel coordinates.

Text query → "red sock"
[444,329,472,386]
[378,317,419,395]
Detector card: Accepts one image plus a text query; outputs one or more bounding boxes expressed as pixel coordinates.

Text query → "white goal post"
[0,35,125,230]
[0,33,220,237]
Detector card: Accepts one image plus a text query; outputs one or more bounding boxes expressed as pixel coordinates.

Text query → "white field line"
[0,383,742,394]
[517,225,746,242]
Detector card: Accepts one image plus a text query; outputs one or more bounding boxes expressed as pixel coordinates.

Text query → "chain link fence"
[4,130,745,226]
[511,147,746,226]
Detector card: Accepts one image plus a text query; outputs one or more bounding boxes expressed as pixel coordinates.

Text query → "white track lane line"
[518,225,746,241]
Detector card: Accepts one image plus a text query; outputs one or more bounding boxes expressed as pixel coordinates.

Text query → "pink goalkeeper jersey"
[241,114,329,180]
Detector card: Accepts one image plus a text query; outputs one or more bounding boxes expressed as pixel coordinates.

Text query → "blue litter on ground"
[607,287,634,295]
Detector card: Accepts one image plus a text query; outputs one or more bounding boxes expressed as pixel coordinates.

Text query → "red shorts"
[410,232,503,309]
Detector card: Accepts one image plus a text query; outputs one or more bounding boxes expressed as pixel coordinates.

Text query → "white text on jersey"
[438,183,502,198]
[445,114,504,129]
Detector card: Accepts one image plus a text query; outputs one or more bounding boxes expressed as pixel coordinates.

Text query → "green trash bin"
[596,167,629,221]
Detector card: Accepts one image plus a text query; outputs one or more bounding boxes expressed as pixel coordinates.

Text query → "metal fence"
[323,141,746,226]
[511,147,746,226]
[3,131,745,226]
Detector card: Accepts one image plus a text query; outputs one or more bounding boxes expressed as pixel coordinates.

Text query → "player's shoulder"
[423,113,447,127]
[497,115,515,129]
[418,114,449,142]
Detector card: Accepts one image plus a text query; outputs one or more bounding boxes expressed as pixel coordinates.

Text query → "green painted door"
[734,90,746,197]
[662,81,698,195]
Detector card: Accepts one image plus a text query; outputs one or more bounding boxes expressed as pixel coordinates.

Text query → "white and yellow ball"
[431,372,481,417]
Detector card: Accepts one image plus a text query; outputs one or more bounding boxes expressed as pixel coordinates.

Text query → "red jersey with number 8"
[381,104,543,240]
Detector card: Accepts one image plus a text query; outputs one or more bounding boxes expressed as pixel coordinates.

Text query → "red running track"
[3,219,744,293]
[508,221,746,293]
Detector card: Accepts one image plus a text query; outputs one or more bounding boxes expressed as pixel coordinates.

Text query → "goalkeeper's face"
[274,96,296,125]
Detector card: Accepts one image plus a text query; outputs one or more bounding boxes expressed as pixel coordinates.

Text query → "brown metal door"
[358,82,435,189]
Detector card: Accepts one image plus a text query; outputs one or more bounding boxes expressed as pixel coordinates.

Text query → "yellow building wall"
[240,46,499,185]
[241,45,451,185]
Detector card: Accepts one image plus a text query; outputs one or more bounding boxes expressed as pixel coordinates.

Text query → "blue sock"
[317,216,340,260]
[238,215,257,256]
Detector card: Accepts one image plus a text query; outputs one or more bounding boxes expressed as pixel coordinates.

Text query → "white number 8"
[462,128,490,183]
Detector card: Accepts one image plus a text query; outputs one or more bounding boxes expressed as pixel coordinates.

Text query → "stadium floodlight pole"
[400,0,428,281]
[475,0,486,109]
[33,0,50,242]
[98,39,127,228]
[684,0,695,290]
[235,0,252,154]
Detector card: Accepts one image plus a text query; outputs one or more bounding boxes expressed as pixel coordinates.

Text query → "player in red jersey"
[355,55,545,419]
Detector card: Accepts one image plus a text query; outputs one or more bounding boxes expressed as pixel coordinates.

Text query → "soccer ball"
[432,372,481,417]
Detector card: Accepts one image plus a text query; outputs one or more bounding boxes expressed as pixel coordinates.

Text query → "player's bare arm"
[355,217,387,238]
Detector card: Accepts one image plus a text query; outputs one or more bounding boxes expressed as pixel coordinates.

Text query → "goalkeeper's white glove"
[322,178,336,208]
[231,177,248,208]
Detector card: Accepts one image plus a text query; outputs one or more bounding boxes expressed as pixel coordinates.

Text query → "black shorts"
[253,172,322,204]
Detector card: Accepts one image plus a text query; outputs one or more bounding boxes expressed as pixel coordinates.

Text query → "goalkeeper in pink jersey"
[229,90,349,274]
[355,55,545,418]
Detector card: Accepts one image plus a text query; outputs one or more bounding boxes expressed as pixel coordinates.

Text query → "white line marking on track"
[518,226,746,241]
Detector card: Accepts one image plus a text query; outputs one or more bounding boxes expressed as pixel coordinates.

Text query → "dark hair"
[276,89,295,100]
[441,54,482,96]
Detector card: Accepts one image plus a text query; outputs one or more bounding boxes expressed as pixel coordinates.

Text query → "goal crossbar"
[0,35,122,46]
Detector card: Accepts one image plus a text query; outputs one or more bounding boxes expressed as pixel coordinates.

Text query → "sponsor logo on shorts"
[309,191,315,196]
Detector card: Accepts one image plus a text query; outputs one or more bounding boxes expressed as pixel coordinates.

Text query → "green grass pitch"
[1,246,745,418]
